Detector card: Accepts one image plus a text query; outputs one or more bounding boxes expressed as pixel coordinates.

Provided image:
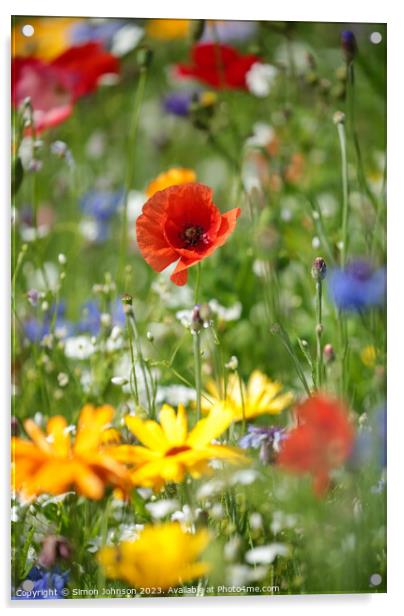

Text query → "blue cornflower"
[13,566,69,600]
[70,20,125,47]
[341,30,357,60]
[349,406,386,470]
[23,303,73,343]
[163,91,195,117]
[201,20,257,43]
[329,260,386,312]
[77,299,126,336]
[239,425,286,464]
[80,189,123,221]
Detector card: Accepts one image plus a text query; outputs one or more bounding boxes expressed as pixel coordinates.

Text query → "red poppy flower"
[12,57,74,134]
[176,43,260,89]
[51,42,119,99]
[136,183,240,285]
[12,43,119,133]
[277,394,354,496]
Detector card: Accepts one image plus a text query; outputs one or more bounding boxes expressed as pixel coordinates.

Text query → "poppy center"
[165,445,192,457]
[180,224,207,248]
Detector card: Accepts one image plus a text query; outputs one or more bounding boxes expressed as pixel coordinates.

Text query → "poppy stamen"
[181,224,206,247]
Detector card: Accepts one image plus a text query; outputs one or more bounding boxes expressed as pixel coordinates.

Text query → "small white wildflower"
[245,543,289,565]
[58,253,67,265]
[227,564,268,586]
[209,299,242,321]
[196,479,225,500]
[246,63,278,97]
[110,325,122,341]
[111,24,144,56]
[249,512,263,530]
[225,355,239,371]
[111,376,128,386]
[246,122,276,148]
[312,236,321,249]
[146,499,179,520]
[224,536,241,561]
[100,313,112,327]
[57,372,69,387]
[230,469,259,486]
[64,336,96,360]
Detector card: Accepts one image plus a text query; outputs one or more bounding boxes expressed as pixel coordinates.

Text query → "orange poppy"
[136,183,240,285]
[277,394,354,496]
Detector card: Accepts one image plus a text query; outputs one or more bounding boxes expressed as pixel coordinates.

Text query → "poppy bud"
[323,343,335,364]
[38,535,72,568]
[341,30,357,62]
[311,257,327,281]
[136,46,153,70]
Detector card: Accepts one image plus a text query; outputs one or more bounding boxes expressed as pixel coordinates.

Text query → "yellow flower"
[98,522,210,590]
[202,370,293,421]
[12,405,130,500]
[12,18,81,60]
[361,345,377,368]
[145,167,197,198]
[109,404,247,490]
[146,19,191,40]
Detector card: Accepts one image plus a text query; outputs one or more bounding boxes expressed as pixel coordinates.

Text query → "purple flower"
[163,91,195,117]
[78,299,125,335]
[80,189,123,221]
[23,303,73,343]
[13,566,69,600]
[341,30,357,61]
[329,260,386,312]
[70,20,125,47]
[201,20,257,43]
[239,425,286,464]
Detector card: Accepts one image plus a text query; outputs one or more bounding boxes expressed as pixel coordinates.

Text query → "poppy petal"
[136,190,178,271]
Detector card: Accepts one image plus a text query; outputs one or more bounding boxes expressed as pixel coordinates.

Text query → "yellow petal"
[125,416,169,452]
[159,404,188,446]
[24,419,52,454]
[187,403,234,448]
[47,416,70,457]
[75,404,115,454]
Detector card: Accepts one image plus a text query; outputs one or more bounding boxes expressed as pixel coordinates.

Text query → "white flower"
[226,564,268,586]
[246,122,276,148]
[146,499,179,520]
[196,479,225,500]
[224,536,241,561]
[156,384,196,407]
[111,376,128,386]
[111,24,144,56]
[175,308,193,328]
[246,63,278,97]
[209,299,242,321]
[245,543,289,565]
[230,469,259,486]
[64,336,96,360]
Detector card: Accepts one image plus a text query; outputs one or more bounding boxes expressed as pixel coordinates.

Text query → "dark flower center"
[165,445,191,457]
[180,224,208,248]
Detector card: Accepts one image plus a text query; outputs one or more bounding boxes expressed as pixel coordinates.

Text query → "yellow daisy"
[145,167,197,198]
[109,404,247,490]
[98,522,210,590]
[202,370,293,421]
[12,405,130,500]
[12,18,81,60]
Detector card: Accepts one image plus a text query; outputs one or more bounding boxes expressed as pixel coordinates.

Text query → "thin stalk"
[271,324,311,396]
[128,311,153,416]
[193,332,202,421]
[336,120,349,267]
[237,371,246,434]
[126,314,140,409]
[194,262,202,304]
[315,280,323,389]
[119,67,148,282]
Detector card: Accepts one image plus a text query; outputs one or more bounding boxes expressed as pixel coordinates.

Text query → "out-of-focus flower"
[146,19,191,40]
[361,345,377,368]
[109,404,246,490]
[12,405,130,500]
[350,406,386,470]
[23,303,73,343]
[341,30,357,62]
[12,43,120,133]
[64,335,96,360]
[136,183,240,286]
[329,261,386,312]
[12,58,74,133]
[311,256,327,281]
[79,188,123,243]
[12,18,81,60]
[239,426,286,463]
[201,20,257,43]
[98,522,210,589]
[163,91,195,117]
[245,543,289,565]
[38,535,72,568]
[246,122,279,156]
[70,19,124,47]
[13,565,69,600]
[51,42,119,98]
[156,385,196,407]
[202,370,293,421]
[145,168,196,198]
[176,43,260,89]
[110,24,144,56]
[277,394,355,496]
[245,63,278,97]
[77,299,125,336]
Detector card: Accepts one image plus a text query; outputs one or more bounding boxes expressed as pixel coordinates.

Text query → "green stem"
[193,333,202,421]
[315,280,323,389]
[336,120,349,268]
[194,262,202,304]
[271,324,311,396]
[129,310,153,417]
[120,68,148,283]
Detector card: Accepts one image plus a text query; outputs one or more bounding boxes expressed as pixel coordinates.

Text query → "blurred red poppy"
[277,394,354,496]
[12,43,119,133]
[176,43,260,89]
[136,183,240,285]
[51,42,119,99]
[12,57,74,133]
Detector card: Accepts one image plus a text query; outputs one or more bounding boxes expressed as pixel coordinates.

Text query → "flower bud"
[190,304,204,333]
[136,46,153,69]
[58,253,67,265]
[323,343,335,363]
[38,535,72,568]
[27,289,39,306]
[225,355,239,371]
[311,257,327,281]
[341,30,357,62]
[333,110,345,125]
